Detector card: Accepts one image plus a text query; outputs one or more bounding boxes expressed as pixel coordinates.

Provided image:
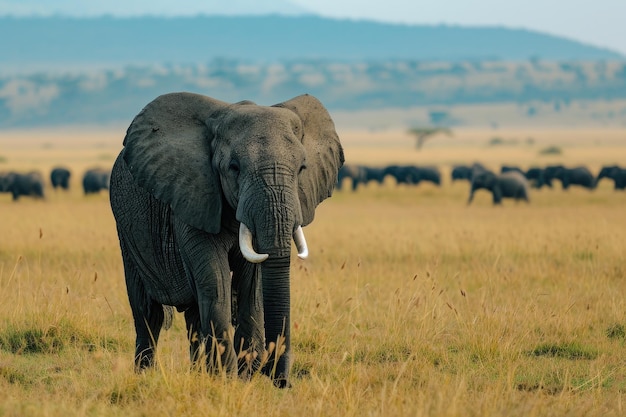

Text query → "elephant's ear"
[122,92,227,234]
[274,94,345,226]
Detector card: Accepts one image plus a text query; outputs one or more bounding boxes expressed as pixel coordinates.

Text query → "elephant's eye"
[229,160,240,173]
[299,164,307,174]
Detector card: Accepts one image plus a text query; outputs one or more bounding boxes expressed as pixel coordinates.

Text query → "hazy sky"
[291,0,626,55]
[2,0,624,56]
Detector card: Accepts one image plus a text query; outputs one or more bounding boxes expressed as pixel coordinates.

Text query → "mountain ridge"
[0,15,622,73]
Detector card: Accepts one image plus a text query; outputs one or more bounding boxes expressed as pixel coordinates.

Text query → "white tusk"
[239,223,269,263]
[293,225,309,260]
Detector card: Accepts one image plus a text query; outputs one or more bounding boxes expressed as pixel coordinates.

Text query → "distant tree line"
[1,59,626,127]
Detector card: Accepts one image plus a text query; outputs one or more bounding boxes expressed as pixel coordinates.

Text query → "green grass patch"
[0,319,121,355]
[528,342,598,360]
[606,323,625,340]
[0,364,33,386]
[538,145,563,155]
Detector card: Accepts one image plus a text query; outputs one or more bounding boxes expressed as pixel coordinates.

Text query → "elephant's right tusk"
[293,226,308,260]
[239,223,269,263]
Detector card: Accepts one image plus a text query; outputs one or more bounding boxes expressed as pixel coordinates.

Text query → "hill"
[0,15,623,72]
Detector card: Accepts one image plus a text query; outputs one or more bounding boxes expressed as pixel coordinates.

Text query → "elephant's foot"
[134,348,156,372]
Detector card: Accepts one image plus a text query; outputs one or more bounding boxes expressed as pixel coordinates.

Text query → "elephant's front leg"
[176,224,238,375]
[195,271,237,375]
[230,253,266,378]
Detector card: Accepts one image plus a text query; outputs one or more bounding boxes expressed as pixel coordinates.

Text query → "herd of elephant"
[0,166,111,201]
[338,162,626,204]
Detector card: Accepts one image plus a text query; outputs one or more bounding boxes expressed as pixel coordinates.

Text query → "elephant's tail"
[163,305,174,330]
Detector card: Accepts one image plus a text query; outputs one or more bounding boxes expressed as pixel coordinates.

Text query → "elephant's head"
[543,165,565,183]
[471,170,497,191]
[597,165,619,181]
[0,172,14,192]
[121,92,344,385]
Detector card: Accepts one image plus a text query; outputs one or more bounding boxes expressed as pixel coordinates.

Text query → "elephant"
[451,162,487,183]
[541,165,565,189]
[596,165,626,190]
[500,165,525,176]
[383,164,415,185]
[383,164,440,186]
[524,167,549,188]
[545,165,596,190]
[337,164,366,191]
[416,166,441,186]
[50,166,71,190]
[468,169,529,205]
[82,168,111,194]
[0,171,45,201]
[109,92,344,388]
[451,165,472,182]
[0,171,13,193]
[362,166,386,186]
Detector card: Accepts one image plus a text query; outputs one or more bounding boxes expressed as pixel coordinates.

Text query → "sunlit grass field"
[0,127,625,416]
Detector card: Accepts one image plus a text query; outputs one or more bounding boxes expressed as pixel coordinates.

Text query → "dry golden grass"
[0,127,625,416]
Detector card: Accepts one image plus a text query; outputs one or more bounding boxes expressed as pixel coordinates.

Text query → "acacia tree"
[408,127,453,150]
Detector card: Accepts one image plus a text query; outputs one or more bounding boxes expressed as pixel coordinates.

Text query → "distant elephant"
[109,92,344,388]
[546,165,596,190]
[468,169,529,205]
[414,166,441,186]
[451,162,487,182]
[383,164,416,185]
[0,171,45,201]
[500,165,525,176]
[541,165,565,189]
[0,171,13,194]
[451,165,472,182]
[362,166,386,186]
[384,164,439,186]
[596,165,626,190]
[525,167,549,188]
[337,164,366,191]
[50,166,72,190]
[82,168,110,194]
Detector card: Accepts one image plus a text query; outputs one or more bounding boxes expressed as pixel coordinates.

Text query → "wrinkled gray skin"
[468,169,529,205]
[0,171,45,201]
[83,168,111,194]
[50,166,71,190]
[109,92,344,388]
[596,165,626,190]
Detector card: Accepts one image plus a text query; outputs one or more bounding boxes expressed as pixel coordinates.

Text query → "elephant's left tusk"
[239,223,269,263]
[293,226,308,260]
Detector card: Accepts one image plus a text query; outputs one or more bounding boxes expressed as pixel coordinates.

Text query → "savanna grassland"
[0,127,625,416]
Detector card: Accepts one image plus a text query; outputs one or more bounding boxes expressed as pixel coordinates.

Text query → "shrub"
[538,145,562,155]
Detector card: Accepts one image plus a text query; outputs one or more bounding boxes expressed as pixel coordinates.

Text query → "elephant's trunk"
[260,255,292,387]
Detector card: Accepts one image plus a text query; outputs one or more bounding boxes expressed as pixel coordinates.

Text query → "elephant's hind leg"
[120,239,165,371]
[133,298,165,371]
